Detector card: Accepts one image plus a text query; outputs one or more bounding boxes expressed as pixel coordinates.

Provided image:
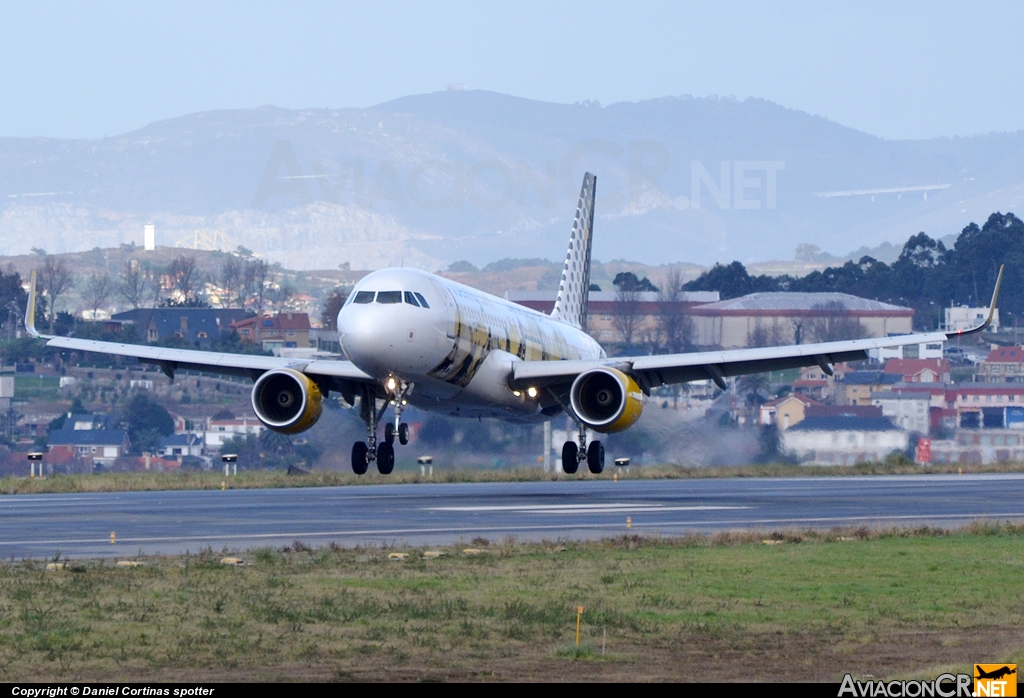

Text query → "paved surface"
[1,474,1023,558]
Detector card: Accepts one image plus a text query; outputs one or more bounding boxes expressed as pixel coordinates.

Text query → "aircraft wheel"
[351,442,369,475]
[587,440,605,474]
[561,441,579,474]
[377,442,395,474]
[398,423,410,445]
[384,423,396,444]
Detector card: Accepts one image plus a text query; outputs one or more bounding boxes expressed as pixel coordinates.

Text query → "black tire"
[351,442,369,475]
[398,422,410,445]
[587,440,605,474]
[384,422,396,444]
[561,441,579,474]
[377,442,395,474]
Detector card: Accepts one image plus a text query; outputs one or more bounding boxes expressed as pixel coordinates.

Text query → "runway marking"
[426,504,747,514]
[2,511,1024,551]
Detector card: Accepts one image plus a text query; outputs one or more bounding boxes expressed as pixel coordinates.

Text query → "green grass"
[0,523,1022,681]
[3,459,1024,495]
[13,374,60,400]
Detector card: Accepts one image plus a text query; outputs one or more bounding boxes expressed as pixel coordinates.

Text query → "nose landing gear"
[560,421,604,475]
[351,380,413,476]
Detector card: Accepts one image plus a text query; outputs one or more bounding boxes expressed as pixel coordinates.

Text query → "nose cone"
[339,304,445,379]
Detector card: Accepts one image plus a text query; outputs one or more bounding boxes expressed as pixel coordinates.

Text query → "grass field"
[1,523,1022,682]
[12,374,60,401]
[2,460,1023,495]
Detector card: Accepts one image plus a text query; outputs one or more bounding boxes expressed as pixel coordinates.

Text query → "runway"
[1,473,1023,558]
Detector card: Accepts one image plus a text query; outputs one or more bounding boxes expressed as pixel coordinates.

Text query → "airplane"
[24,173,1004,476]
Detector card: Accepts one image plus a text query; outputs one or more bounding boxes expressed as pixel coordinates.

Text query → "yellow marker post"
[576,606,584,647]
[626,516,631,529]
[110,532,116,544]
[221,481,226,491]
[613,471,618,482]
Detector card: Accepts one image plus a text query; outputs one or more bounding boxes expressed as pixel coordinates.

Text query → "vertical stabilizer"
[551,173,596,330]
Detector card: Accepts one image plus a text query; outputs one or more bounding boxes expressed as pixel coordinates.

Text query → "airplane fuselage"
[337,268,605,420]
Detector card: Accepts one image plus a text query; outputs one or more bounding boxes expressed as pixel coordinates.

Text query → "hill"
[2,90,1022,269]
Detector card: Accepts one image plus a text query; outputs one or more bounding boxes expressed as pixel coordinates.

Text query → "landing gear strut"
[351,380,413,476]
[561,420,604,475]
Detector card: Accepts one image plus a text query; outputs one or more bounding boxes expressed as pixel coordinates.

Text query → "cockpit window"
[353,291,375,304]
[404,291,420,307]
[376,291,402,304]
[414,292,430,308]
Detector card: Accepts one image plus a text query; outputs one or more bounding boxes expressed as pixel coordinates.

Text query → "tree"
[612,285,642,348]
[613,271,659,292]
[656,267,691,353]
[321,289,348,330]
[244,259,273,313]
[118,260,149,310]
[219,256,244,308]
[118,392,174,455]
[167,255,200,303]
[806,301,868,343]
[39,256,74,334]
[82,273,112,320]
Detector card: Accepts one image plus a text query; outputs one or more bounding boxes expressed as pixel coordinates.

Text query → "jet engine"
[251,368,323,434]
[569,367,644,433]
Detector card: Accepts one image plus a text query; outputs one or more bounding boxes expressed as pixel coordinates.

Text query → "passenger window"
[404,291,420,306]
[353,291,375,304]
[414,292,430,308]
[377,291,402,304]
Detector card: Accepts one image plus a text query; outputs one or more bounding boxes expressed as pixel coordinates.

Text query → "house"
[979,346,1024,382]
[231,313,312,351]
[204,416,266,448]
[883,358,951,384]
[869,338,944,362]
[805,404,883,420]
[112,308,249,348]
[944,305,999,333]
[759,394,820,430]
[839,371,902,406]
[157,433,206,460]
[871,391,932,435]
[949,384,1024,429]
[47,428,129,469]
[781,416,908,465]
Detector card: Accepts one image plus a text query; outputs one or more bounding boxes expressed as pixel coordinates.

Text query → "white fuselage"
[337,268,605,420]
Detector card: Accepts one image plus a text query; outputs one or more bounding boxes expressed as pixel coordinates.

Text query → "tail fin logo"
[551,173,596,330]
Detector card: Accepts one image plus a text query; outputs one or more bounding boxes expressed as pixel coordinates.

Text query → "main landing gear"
[351,380,412,476]
[561,420,604,475]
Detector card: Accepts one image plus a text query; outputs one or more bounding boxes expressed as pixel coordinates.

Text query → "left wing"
[511,265,1002,393]
[25,272,373,397]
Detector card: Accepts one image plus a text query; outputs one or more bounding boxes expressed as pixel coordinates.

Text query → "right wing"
[511,265,1003,394]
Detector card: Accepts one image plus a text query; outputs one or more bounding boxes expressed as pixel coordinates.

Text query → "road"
[1,474,1022,558]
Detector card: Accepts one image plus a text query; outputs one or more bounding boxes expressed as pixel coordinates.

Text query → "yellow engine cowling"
[569,367,644,433]
[251,368,323,434]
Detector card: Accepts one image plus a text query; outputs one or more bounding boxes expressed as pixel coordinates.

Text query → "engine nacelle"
[251,368,323,434]
[569,367,644,433]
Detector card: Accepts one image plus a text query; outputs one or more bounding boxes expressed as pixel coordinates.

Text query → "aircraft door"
[430,279,458,340]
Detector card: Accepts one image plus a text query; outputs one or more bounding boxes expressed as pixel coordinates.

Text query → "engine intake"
[251,368,323,434]
[569,367,644,433]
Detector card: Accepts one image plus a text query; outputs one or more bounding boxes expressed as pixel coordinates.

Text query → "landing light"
[513,390,521,397]
[527,387,538,398]
[386,377,397,392]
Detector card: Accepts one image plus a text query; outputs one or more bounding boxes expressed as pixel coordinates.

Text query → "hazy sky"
[1,1,1022,140]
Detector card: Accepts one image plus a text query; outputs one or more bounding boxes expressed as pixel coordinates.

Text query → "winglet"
[946,264,1003,338]
[25,270,41,338]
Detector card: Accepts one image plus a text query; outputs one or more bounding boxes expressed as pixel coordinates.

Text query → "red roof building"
[980,346,1024,382]
[883,358,951,383]
[231,312,312,351]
